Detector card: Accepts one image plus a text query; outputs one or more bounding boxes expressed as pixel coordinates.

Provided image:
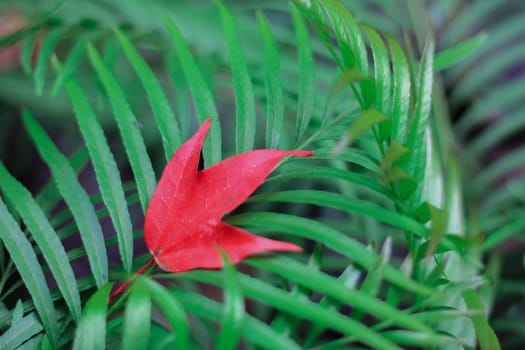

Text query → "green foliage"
[0,0,522,348]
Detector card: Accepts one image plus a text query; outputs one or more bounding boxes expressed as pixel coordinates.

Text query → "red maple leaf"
[109,119,313,302]
[145,118,313,272]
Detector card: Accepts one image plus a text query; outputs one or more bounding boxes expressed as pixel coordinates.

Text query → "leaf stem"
[108,257,155,304]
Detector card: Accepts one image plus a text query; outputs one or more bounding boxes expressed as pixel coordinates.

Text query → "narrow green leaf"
[362,24,392,117]
[72,283,113,350]
[462,289,501,350]
[0,162,81,322]
[36,147,90,216]
[51,32,97,96]
[406,36,434,185]
[63,64,134,273]
[137,277,189,350]
[257,12,284,149]
[333,108,389,153]
[434,33,486,72]
[327,68,370,107]
[314,148,379,173]
[114,28,182,160]
[359,237,391,298]
[382,330,461,347]
[87,44,156,212]
[178,271,401,350]
[228,212,433,296]
[0,198,58,348]
[34,27,67,96]
[250,190,428,237]
[0,312,43,350]
[101,36,121,70]
[216,0,256,153]
[318,0,368,73]
[247,256,434,334]
[217,250,244,350]
[291,2,315,144]
[23,110,108,287]
[268,166,392,198]
[385,34,411,144]
[302,264,363,347]
[163,16,221,166]
[318,0,373,106]
[382,166,416,184]
[425,205,448,258]
[13,300,24,322]
[0,27,30,47]
[166,49,191,138]
[173,291,301,350]
[21,31,37,75]
[380,141,410,170]
[122,284,151,350]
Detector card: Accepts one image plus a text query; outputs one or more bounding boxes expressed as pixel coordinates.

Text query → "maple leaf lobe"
[144,118,313,272]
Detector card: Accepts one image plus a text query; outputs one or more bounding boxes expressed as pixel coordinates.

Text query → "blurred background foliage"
[0,0,524,349]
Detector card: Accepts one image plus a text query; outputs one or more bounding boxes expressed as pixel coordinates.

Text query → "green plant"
[0,0,523,349]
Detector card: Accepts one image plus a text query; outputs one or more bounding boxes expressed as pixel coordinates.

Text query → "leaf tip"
[293,150,315,157]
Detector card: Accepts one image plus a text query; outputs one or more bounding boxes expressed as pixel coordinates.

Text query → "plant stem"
[108,257,156,304]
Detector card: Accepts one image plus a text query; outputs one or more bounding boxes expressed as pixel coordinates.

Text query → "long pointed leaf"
[21,31,37,75]
[72,283,113,350]
[23,110,108,287]
[257,12,284,149]
[247,256,434,334]
[63,73,134,273]
[462,289,501,350]
[34,27,67,96]
[434,33,486,72]
[228,212,432,296]
[122,284,151,350]
[0,311,43,350]
[173,291,301,350]
[0,162,81,322]
[405,36,434,202]
[362,24,392,140]
[385,34,411,144]
[137,277,189,350]
[291,2,315,144]
[216,1,256,153]
[36,147,90,216]
[163,16,221,166]
[0,198,58,348]
[250,190,428,237]
[216,251,244,350]
[114,28,182,160]
[50,31,98,96]
[318,0,368,72]
[87,44,156,212]
[177,271,402,350]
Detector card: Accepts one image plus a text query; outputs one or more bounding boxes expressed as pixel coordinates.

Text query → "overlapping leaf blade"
[0,199,58,349]
[87,44,156,212]
[114,28,182,160]
[216,0,256,153]
[63,72,134,273]
[0,162,81,322]
[72,283,113,350]
[257,12,284,149]
[163,16,222,166]
[22,110,108,288]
